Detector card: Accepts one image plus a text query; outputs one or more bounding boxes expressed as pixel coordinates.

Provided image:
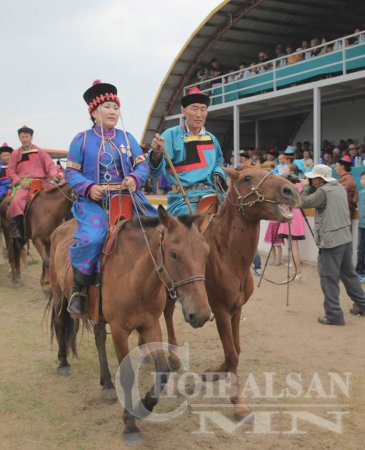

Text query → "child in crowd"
[355,171,365,281]
[264,220,284,265]
[278,165,306,280]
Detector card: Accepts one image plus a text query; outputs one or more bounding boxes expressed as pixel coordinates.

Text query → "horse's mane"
[127,214,199,229]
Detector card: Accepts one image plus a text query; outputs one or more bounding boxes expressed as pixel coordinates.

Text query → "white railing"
[184,30,365,105]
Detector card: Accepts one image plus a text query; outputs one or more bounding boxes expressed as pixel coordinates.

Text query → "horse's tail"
[49,293,80,358]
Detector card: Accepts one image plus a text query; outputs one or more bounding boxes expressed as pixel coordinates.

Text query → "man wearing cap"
[148,87,226,215]
[7,126,61,241]
[335,154,357,219]
[0,143,13,202]
[300,164,365,325]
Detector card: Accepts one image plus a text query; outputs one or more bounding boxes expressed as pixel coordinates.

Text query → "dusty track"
[1,249,364,449]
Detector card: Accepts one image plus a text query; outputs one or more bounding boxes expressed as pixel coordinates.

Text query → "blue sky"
[1,0,219,150]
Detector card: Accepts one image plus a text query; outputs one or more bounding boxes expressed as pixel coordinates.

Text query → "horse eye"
[243,175,252,182]
[170,252,177,260]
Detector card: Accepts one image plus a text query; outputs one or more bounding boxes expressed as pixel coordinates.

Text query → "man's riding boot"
[67,280,88,316]
[11,215,24,240]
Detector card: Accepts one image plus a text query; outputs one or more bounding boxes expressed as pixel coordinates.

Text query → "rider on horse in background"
[65,80,156,316]
[0,143,13,202]
[148,87,226,215]
[7,126,62,242]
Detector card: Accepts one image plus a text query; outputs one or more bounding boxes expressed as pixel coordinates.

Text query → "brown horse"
[164,166,300,419]
[0,183,73,289]
[49,205,211,441]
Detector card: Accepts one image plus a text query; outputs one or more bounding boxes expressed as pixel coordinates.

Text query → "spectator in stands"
[319,38,331,55]
[274,44,287,68]
[336,154,358,219]
[321,149,333,166]
[348,144,359,164]
[258,52,270,72]
[358,143,365,159]
[302,40,312,59]
[235,61,251,80]
[194,64,210,90]
[303,141,311,152]
[239,150,251,166]
[310,38,321,57]
[276,153,287,175]
[330,147,341,166]
[261,149,278,171]
[295,142,303,158]
[208,58,225,79]
[302,149,314,172]
[286,43,301,64]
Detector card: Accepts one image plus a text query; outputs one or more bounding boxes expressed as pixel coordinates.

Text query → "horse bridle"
[156,228,206,301]
[230,173,278,212]
[128,192,206,301]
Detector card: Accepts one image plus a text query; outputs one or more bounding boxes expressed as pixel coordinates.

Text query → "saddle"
[26,179,43,202]
[197,194,218,231]
[68,194,133,322]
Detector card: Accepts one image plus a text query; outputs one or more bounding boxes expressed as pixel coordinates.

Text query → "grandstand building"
[142,0,365,167]
[142,0,365,263]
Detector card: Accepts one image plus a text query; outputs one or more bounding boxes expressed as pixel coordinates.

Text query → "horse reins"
[129,191,206,301]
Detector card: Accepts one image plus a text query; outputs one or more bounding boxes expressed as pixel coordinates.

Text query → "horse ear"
[158,205,178,230]
[222,166,239,180]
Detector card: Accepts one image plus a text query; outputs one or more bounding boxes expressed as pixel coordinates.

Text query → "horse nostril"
[189,313,197,326]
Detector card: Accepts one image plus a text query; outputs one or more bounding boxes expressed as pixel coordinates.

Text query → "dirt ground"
[1,247,364,450]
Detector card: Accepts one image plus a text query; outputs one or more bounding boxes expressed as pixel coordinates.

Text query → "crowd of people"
[191,26,365,92]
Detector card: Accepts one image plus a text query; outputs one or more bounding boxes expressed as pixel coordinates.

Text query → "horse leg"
[230,309,250,420]
[163,297,181,370]
[8,238,22,284]
[32,237,50,292]
[93,321,116,401]
[138,323,170,414]
[202,308,250,418]
[52,294,78,377]
[109,323,141,441]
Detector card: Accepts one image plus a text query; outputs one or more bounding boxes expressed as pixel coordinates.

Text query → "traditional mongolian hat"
[83,79,121,114]
[181,86,210,108]
[17,125,34,135]
[283,146,295,158]
[0,142,13,153]
[338,154,352,167]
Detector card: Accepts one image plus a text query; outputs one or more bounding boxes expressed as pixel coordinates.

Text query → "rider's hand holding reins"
[151,133,164,164]
[122,176,136,192]
[89,184,104,201]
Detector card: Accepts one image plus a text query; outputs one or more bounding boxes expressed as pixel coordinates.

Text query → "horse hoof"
[202,371,228,382]
[100,388,117,402]
[234,412,254,423]
[168,354,181,371]
[122,431,142,444]
[57,366,71,377]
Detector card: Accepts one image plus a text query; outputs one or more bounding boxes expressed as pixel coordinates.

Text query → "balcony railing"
[184,31,365,106]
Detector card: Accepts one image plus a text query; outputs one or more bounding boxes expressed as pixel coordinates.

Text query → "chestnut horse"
[164,166,300,419]
[49,205,211,441]
[0,183,73,289]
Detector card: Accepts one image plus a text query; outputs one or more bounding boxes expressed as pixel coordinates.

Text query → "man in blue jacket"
[148,87,226,215]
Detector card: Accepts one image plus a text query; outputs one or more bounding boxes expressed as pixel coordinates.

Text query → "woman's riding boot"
[67,280,88,316]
